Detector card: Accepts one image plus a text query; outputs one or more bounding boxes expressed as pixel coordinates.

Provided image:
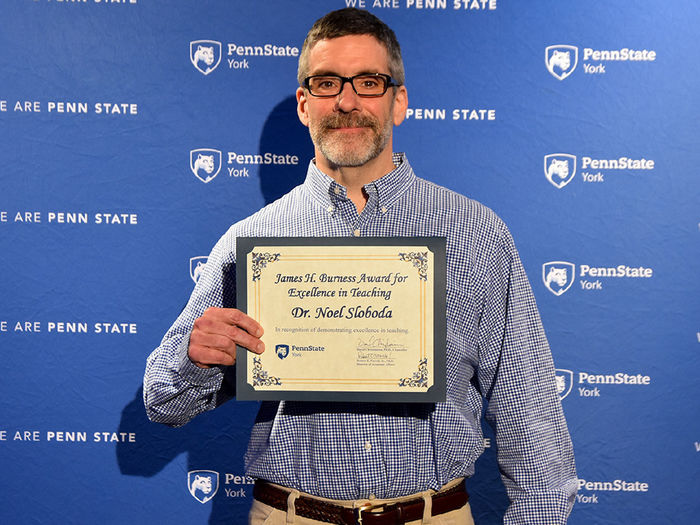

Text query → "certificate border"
[235,237,446,403]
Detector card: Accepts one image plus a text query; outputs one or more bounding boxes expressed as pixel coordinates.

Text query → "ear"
[296,87,310,128]
[392,85,408,126]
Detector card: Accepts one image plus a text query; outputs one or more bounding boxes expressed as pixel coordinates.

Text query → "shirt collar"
[303,152,416,211]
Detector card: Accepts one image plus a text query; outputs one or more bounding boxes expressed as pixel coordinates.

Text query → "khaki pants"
[249,479,475,525]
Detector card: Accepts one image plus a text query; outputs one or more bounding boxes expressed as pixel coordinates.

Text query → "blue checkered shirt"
[144,154,577,523]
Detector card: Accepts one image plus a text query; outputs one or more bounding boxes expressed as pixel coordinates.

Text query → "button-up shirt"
[144,154,577,524]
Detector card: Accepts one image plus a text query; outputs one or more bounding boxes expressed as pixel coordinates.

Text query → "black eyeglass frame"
[302,73,400,98]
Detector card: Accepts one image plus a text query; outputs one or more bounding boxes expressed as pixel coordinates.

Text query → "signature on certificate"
[356,335,407,352]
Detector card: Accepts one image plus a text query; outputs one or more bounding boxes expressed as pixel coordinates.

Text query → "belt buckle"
[353,501,380,525]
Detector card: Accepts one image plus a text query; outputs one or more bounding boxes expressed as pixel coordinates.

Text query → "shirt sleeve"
[475,223,578,524]
[142,230,236,427]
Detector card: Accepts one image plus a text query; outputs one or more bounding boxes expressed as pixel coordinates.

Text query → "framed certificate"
[235,237,446,402]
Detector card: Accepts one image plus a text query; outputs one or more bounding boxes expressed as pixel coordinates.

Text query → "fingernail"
[257,328,264,337]
[257,342,265,353]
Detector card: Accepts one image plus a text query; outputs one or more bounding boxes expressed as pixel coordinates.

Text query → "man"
[144,8,577,524]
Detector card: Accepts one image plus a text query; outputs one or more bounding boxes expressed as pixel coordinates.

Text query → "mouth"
[329,126,366,132]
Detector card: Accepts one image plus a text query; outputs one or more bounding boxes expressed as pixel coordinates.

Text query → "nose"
[335,80,361,113]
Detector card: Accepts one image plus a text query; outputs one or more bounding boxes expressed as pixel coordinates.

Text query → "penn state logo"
[187,470,219,504]
[190,256,208,284]
[190,148,222,183]
[555,369,574,399]
[544,154,577,189]
[542,261,576,296]
[276,344,289,360]
[545,45,578,80]
[190,40,222,75]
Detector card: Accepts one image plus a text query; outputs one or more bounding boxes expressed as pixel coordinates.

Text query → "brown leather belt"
[253,479,469,525]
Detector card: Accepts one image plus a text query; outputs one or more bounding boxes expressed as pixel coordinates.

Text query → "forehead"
[307,34,390,75]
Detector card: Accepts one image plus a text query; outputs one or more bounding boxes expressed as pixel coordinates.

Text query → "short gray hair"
[297,8,405,87]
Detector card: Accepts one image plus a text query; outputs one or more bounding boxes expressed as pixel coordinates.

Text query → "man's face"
[296,34,408,169]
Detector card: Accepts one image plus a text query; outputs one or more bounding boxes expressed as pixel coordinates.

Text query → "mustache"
[320,113,379,130]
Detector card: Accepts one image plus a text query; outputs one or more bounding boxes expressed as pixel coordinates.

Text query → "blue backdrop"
[1,1,699,523]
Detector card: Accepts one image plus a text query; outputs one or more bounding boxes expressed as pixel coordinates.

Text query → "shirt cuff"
[177,333,222,386]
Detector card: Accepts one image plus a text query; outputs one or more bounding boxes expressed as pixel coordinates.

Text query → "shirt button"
[327,205,334,214]
[369,494,376,500]
[381,206,388,214]
[354,229,361,237]
[364,441,372,451]
[334,187,341,195]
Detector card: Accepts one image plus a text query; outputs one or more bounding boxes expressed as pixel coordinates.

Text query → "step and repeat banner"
[1,1,698,524]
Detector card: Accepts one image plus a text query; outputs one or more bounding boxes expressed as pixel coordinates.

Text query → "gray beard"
[310,110,393,169]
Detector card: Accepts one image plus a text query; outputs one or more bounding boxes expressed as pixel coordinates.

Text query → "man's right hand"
[188,307,265,368]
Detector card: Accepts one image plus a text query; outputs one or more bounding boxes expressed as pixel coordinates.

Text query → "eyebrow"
[307,70,383,77]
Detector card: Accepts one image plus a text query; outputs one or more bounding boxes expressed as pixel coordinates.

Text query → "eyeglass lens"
[308,75,388,96]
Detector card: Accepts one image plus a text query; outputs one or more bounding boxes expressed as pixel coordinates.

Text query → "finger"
[189,344,236,368]
[192,319,264,354]
[190,331,237,353]
[202,307,264,338]
[224,308,264,338]
[226,324,265,354]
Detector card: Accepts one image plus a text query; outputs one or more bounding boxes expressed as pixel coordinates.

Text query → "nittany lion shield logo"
[542,261,576,296]
[190,256,208,284]
[544,154,577,189]
[545,45,578,80]
[190,40,222,75]
[190,148,222,183]
[276,344,289,360]
[187,470,219,504]
[555,369,574,399]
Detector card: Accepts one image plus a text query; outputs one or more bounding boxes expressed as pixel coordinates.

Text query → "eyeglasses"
[303,73,399,97]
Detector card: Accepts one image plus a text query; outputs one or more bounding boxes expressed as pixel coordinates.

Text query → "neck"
[316,149,396,213]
